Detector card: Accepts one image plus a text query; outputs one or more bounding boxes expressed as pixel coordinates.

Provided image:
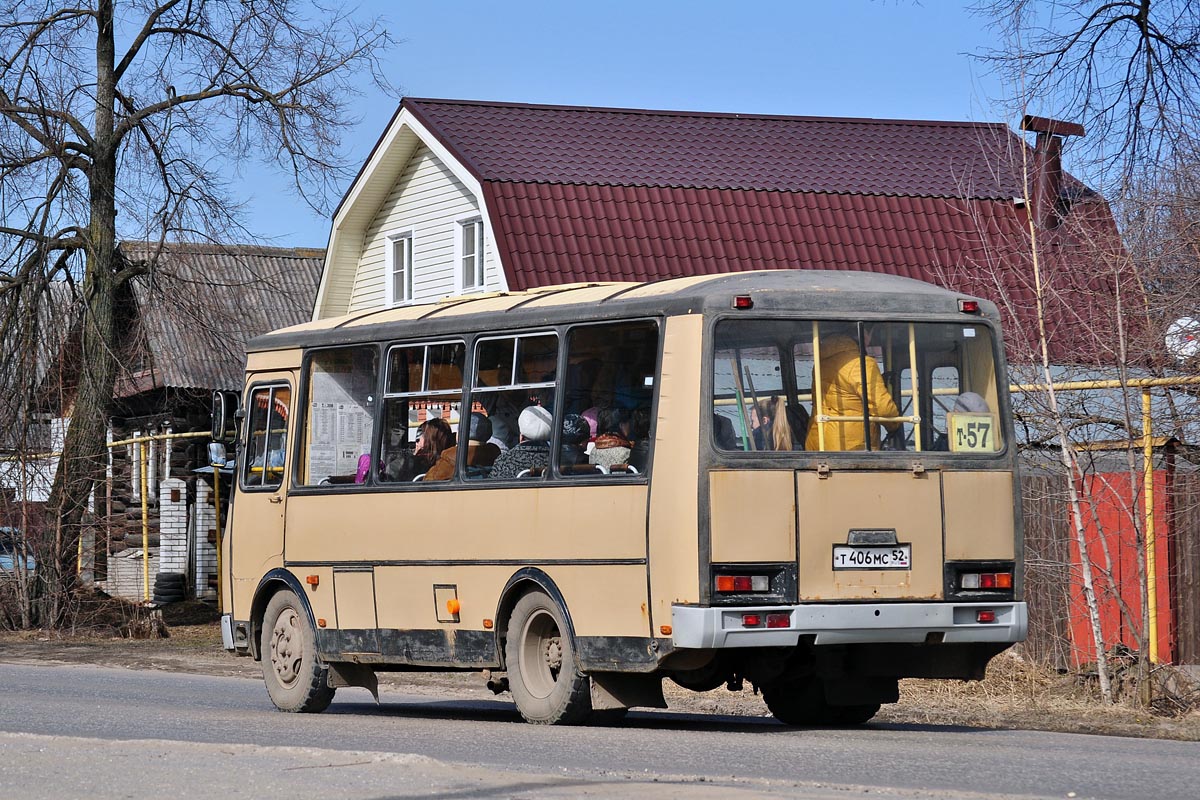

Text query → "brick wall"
[158,477,188,574]
[193,480,218,600]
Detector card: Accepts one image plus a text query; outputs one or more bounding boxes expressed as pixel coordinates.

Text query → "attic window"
[459,218,484,291]
[387,231,413,305]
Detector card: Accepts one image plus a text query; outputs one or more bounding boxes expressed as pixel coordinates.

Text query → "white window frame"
[456,216,486,294]
[386,229,415,306]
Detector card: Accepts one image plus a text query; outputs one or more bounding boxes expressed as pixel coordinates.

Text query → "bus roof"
[249,269,993,353]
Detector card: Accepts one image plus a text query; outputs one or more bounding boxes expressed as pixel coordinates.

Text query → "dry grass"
[881,651,1200,739]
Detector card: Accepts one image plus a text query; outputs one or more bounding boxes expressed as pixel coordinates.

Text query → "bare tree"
[974,1,1200,703]
[977,0,1200,181]
[0,0,392,624]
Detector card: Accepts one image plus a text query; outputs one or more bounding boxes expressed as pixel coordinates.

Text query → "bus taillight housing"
[715,574,770,593]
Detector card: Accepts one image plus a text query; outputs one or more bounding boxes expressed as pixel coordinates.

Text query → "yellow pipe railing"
[1008,376,1200,665]
[1143,390,1158,663]
[2,430,213,601]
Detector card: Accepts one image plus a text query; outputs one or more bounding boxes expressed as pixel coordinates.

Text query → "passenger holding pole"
[805,324,901,452]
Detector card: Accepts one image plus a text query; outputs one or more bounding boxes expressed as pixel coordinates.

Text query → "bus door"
[229,377,294,619]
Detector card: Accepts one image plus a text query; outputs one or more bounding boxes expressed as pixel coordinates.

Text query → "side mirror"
[211,390,240,443]
[207,442,228,468]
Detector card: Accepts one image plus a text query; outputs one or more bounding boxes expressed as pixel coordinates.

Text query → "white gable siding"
[349,145,503,311]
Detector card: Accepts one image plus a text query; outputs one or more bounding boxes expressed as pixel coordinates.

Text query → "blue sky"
[241,1,1022,247]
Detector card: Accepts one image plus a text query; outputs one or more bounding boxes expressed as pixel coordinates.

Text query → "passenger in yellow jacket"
[805,333,901,451]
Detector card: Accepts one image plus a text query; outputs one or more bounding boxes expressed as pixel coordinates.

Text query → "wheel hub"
[270,609,301,686]
[543,636,563,673]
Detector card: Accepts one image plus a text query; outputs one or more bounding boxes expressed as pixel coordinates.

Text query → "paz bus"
[213,269,1026,725]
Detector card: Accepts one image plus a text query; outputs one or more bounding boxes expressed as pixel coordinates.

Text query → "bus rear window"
[713,319,1002,454]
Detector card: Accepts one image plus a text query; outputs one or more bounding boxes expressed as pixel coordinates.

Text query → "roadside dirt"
[3,608,1199,741]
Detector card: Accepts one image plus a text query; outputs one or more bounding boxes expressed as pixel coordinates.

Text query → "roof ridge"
[477,177,1013,201]
[119,241,325,258]
[403,97,1005,129]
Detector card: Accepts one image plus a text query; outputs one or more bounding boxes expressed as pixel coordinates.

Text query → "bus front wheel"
[505,591,591,725]
[261,589,335,713]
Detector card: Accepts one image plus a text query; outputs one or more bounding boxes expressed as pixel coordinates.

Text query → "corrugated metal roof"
[120,243,322,393]
[397,98,1122,364]
[406,98,1030,199]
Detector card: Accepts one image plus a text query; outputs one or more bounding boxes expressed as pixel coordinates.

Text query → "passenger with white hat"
[487,405,553,480]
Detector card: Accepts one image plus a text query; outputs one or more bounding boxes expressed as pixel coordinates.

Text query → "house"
[4,243,323,599]
[315,98,1124,365]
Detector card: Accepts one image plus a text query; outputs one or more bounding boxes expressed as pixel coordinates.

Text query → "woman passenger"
[488,406,553,479]
[559,413,591,469]
[753,396,809,451]
[413,417,454,479]
[589,406,633,469]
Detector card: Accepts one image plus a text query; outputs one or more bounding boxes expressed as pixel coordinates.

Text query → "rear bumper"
[671,601,1027,649]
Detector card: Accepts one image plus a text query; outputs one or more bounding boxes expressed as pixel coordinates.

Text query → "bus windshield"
[713,319,1002,454]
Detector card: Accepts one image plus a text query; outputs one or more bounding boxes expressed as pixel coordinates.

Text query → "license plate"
[832,545,912,570]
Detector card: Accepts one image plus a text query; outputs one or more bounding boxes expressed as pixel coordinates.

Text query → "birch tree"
[975,0,1200,702]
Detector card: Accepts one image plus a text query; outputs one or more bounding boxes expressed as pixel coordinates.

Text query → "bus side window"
[379,341,465,484]
[559,320,658,476]
[472,333,557,482]
[300,347,378,486]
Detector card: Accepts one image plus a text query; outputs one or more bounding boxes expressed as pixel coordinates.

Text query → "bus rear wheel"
[261,589,335,713]
[762,677,879,726]
[505,591,592,725]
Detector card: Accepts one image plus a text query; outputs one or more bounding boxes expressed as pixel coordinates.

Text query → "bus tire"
[827,703,880,725]
[261,589,335,713]
[762,677,828,726]
[505,591,592,725]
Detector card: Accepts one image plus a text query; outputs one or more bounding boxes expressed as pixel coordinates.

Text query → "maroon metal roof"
[400,98,1125,364]
[407,98,1026,199]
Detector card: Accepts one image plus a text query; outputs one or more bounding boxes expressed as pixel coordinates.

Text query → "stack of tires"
[152,572,188,605]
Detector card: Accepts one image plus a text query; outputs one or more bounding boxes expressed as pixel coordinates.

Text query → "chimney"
[1020,115,1085,230]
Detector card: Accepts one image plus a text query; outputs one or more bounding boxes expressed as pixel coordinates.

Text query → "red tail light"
[977,610,997,623]
[742,614,761,627]
[766,613,790,629]
[715,575,770,593]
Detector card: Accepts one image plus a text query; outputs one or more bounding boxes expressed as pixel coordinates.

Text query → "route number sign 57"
[948,412,1001,453]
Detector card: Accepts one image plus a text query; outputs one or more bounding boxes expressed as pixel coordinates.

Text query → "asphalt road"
[0,663,1197,799]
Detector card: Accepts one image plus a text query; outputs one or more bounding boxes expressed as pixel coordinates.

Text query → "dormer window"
[459,217,484,291]
[387,230,413,305]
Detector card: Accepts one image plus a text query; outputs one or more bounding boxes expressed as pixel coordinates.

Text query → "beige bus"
[215,269,1026,726]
